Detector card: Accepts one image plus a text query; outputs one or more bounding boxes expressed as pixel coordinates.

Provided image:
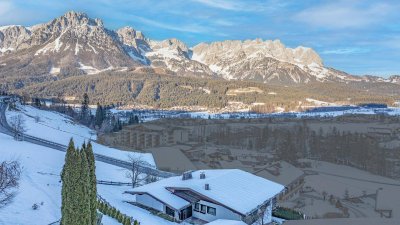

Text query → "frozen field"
[111,106,400,123]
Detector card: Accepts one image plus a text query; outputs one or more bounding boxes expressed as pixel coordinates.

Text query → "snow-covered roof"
[129,169,284,215]
[376,187,400,216]
[254,161,304,186]
[206,219,247,225]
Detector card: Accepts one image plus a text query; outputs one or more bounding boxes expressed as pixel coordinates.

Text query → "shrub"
[97,199,139,225]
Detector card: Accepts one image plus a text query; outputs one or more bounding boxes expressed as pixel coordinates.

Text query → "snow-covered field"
[288,159,400,218]
[110,106,400,123]
[0,133,176,225]
[6,104,154,165]
[302,159,400,197]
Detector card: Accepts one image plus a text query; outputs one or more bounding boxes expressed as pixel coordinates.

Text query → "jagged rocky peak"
[117,26,146,49]
[51,11,102,29]
[389,75,400,84]
[150,38,189,52]
[0,25,32,54]
[0,25,31,35]
[192,38,323,67]
[3,11,396,85]
[292,46,323,66]
[117,26,145,40]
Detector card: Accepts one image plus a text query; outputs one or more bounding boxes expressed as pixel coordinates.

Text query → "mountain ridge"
[1,11,400,111]
[1,11,398,85]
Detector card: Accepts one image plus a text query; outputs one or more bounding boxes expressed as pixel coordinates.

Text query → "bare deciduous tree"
[34,114,41,123]
[125,156,155,188]
[247,203,272,225]
[9,115,26,141]
[0,160,21,209]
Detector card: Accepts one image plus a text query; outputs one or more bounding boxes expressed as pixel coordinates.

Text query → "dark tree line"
[26,93,140,133]
[209,120,396,178]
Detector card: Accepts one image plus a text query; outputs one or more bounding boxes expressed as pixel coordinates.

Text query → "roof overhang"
[165,187,248,216]
[124,191,190,211]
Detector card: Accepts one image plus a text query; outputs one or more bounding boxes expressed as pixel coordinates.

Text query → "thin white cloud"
[192,0,267,12]
[322,47,370,55]
[294,1,394,29]
[131,15,211,34]
[213,19,235,27]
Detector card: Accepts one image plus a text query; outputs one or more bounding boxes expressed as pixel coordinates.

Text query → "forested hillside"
[7,71,399,111]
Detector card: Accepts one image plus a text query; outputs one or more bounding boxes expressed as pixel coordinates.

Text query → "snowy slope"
[5,104,154,165]
[0,133,176,225]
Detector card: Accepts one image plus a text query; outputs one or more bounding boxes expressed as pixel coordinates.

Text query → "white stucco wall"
[136,193,164,212]
[136,194,181,220]
[192,200,242,222]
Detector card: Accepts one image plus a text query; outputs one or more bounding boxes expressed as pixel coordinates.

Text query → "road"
[304,170,400,187]
[301,193,367,218]
[0,100,176,178]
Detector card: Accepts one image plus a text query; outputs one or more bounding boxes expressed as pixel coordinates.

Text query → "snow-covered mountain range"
[0,11,398,85]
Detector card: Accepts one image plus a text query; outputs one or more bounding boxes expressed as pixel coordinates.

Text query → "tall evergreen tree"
[95,103,104,128]
[61,139,75,225]
[61,139,97,225]
[86,142,97,225]
[78,149,91,225]
[81,93,90,122]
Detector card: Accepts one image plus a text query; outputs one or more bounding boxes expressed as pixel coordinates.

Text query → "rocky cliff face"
[0,11,398,85]
[0,12,138,77]
[192,39,351,84]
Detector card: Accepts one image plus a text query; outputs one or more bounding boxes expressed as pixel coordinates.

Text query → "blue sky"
[1,0,400,77]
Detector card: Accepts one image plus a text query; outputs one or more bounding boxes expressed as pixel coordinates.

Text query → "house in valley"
[125,169,284,224]
[254,161,305,202]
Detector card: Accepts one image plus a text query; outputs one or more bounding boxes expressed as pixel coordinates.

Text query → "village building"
[254,161,305,202]
[375,187,400,218]
[125,169,284,224]
[99,124,189,150]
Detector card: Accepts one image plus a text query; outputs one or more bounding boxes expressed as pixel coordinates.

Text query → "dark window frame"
[207,206,216,216]
[200,204,206,214]
[194,203,200,212]
[165,206,175,217]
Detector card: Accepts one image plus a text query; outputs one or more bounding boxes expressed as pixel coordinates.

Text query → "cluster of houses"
[99,124,189,150]
[125,169,285,225]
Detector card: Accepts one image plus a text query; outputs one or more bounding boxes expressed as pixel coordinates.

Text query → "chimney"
[205,183,210,190]
[182,171,193,180]
[200,172,206,179]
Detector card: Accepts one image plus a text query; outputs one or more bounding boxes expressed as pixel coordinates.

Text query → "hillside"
[0,132,177,225]
[0,103,178,225]
[12,72,400,112]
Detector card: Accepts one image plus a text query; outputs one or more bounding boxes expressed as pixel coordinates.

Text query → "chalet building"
[385,158,400,179]
[254,161,305,202]
[367,127,398,140]
[125,169,284,224]
[99,124,189,150]
[375,188,400,218]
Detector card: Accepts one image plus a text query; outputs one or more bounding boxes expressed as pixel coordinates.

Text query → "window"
[200,204,206,214]
[194,203,200,212]
[207,206,216,216]
[165,206,175,217]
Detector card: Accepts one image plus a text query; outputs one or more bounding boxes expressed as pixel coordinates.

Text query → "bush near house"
[97,200,140,225]
[273,206,304,220]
